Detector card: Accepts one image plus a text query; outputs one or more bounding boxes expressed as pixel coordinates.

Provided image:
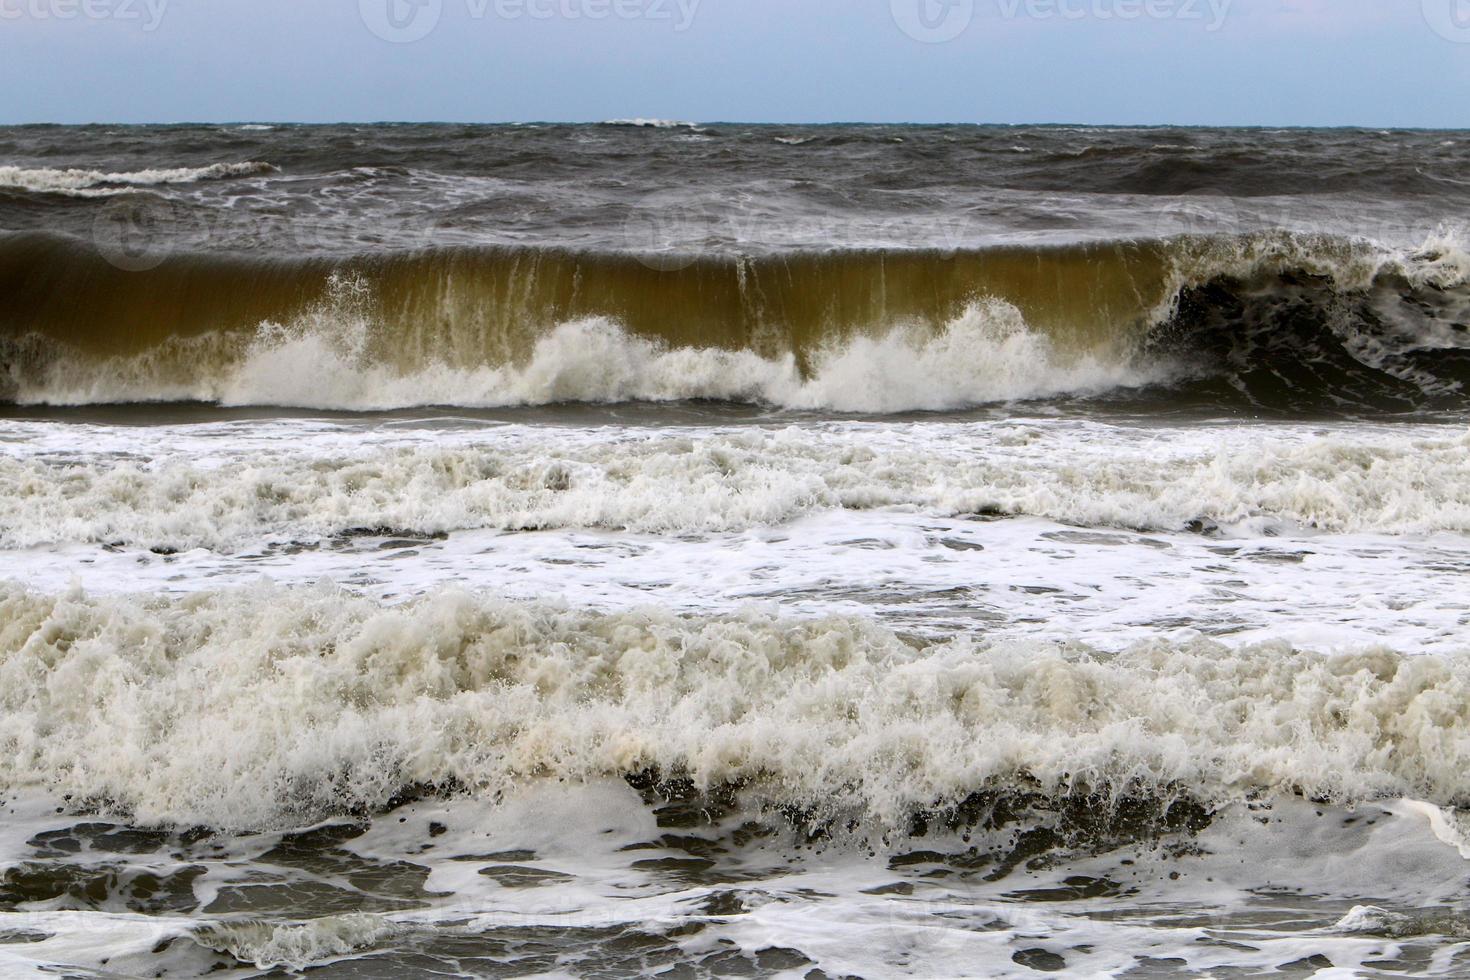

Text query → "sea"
[1,121,1470,978]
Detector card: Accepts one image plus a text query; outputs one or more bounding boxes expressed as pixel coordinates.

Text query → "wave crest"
[4,583,1469,831]
[0,162,277,198]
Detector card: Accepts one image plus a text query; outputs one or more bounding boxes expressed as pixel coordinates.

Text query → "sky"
[0,0,1466,126]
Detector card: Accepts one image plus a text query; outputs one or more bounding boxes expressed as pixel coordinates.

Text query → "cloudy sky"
[1,0,1467,126]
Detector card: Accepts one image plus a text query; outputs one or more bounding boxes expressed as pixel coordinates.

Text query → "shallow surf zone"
[4,584,1470,976]
[3,788,1470,980]
[5,582,1470,829]
[2,417,1468,552]
[4,787,1470,980]
[2,230,1468,413]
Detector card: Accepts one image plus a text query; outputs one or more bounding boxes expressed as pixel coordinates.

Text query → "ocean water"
[1,122,1470,978]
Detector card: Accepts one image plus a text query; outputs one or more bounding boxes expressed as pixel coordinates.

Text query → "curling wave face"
[4,582,1470,832]
[1,230,1467,413]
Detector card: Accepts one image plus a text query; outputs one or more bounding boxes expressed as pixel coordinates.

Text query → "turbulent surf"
[2,123,1470,978]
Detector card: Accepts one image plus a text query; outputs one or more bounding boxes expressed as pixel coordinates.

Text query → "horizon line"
[2,119,1468,131]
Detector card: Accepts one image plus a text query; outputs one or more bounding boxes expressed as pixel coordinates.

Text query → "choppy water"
[1,123,1470,978]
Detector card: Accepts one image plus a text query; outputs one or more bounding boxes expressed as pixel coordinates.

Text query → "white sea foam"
[10,296,1160,413]
[2,582,1469,831]
[0,162,276,197]
[195,915,404,970]
[0,418,1466,551]
[6,785,1462,979]
[600,118,702,129]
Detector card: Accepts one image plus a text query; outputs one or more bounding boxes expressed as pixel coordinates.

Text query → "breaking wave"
[598,118,704,129]
[1,231,1467,413]
[0,162,277,198]
[193,915,406,971]
[3,583,1469,831]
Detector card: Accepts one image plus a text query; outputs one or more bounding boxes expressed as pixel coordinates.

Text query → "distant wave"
[0,161,276,197]
[599,118,703,130]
